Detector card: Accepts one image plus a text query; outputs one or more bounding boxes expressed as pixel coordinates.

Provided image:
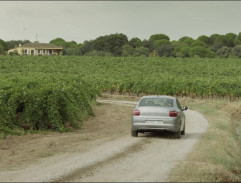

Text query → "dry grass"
[168,97,241,182]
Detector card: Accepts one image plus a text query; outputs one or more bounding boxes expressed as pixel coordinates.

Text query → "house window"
[24,49,28,55]
[31,50,35,55]
[49,50,52,55]
[38,50,41,54]
[43,50,46,55]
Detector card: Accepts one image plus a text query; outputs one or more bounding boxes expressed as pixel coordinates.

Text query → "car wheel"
[181,123,185,135]
[174,128,181,139]
[131,130,138,137]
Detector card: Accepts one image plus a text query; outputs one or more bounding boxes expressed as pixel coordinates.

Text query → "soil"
[0,97,208,182]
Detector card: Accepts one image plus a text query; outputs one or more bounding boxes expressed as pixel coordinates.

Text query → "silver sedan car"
[131,96,188,139]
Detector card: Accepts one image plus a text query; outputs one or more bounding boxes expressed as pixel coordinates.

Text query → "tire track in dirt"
[0,136,145,182]
[53,137,151,182]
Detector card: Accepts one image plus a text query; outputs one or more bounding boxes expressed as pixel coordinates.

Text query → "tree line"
[1,32,241,58]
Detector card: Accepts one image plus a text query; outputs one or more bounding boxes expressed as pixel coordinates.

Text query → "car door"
[176,99,184,130]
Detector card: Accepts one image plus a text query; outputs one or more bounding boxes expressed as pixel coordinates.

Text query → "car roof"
[140,95,176,100]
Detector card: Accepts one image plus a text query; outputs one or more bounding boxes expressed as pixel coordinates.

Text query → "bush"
[9,50,19,56]
[217,46,231,58]
[189,46,215,58]
[85,50,113,57]
[232,45,241,58]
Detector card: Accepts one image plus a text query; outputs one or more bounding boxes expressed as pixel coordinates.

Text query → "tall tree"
[154,40,174,57]
[149,34,170,41]
[223,33,237,47]
[81,40,94,55]
[197,35,211,46]
[90,33,128,56]
[49,38,66,47]
[0,39,8,51]
[178,36,194,47]
[142,39,154,53]
[7,40,30,49]
[129,37,142,48]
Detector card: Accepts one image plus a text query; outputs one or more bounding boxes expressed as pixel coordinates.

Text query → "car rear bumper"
[132,117,180,132]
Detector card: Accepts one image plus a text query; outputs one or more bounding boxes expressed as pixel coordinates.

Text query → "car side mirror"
[182,106,188,111]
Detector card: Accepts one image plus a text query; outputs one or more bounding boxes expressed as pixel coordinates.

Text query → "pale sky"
[1,1,241,43]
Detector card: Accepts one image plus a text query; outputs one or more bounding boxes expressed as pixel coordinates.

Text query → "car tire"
[174,128,181,139]
[181,123,185,135]
[131,130,138,137]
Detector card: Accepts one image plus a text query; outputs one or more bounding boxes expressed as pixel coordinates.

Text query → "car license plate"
[145,120,164,125]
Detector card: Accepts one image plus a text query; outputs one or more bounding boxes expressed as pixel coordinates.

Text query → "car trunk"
[138,106,174,118]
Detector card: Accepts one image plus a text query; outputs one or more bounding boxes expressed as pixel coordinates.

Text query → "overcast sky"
[1,1,241,43]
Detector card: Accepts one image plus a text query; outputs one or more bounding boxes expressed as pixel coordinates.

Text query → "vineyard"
[0,56,241,135]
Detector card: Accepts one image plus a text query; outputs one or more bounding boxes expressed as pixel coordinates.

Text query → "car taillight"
[133,110,140,116]
[169,111,178,117]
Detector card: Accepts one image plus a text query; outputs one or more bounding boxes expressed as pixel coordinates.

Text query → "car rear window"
[139,98,173,107]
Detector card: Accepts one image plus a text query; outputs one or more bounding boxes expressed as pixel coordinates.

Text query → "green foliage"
[209,34,221,45]
[210,34,237,51]
[65,48,82,56]
[237,32,241,41]
[217,46,231,58]
[7,40,30,49]
[89,33,128,56]
[82,40,94,55]
[224,33,237,47]
[45,32,241,57]
[0,56,99,136]
[149,50,158,57]
[85,50,113,57]
[232,45,241,58]
[197,35,211,46]
[175,47,190,58]
[3,32,241,58]
[154,40,174,57]
[0,39,8,51]
[1,56,241,136]
[122,44,135,57]
[189,46,215,58]
[234,39,241,46]
[122,45,149,57]
[133,46,149,57]
[50,38,66,47]
[178,36,194,46]
[0,45,4,55]
[191,40,208,48]
[50,38,81,55]
[9,50,19,56]
[66,41,78,48]
[129,37,142,48]
[142,39,155,53]
[149,34,170,41]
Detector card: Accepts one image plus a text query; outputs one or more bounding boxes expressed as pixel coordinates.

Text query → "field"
[1,56,241,135]
[0,56,241,181]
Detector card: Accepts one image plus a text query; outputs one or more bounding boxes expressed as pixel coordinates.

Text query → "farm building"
[8,41,63,56]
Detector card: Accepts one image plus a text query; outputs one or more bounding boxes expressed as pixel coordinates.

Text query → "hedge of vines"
[0,61,99,135]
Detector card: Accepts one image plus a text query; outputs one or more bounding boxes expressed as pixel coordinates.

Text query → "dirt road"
[0,99,208,182]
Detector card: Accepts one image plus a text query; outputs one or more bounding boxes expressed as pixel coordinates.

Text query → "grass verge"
[168,97,241,182]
